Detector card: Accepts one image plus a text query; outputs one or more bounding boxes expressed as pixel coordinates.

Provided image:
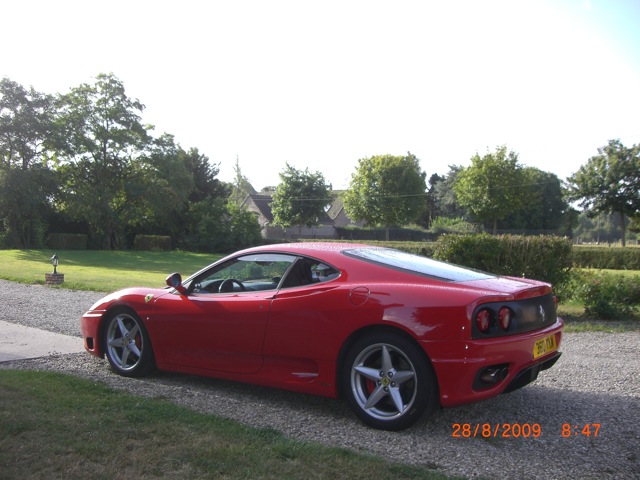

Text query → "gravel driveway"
[0,279,638,479]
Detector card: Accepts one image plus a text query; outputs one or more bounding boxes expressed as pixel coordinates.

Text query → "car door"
[149,253,295,374]
[262,258,343,364]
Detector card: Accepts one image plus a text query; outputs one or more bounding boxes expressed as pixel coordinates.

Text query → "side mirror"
[165,272,187,294]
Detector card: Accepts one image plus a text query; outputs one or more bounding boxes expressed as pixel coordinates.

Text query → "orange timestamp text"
[452,423,541,438]
[452,423,602,438]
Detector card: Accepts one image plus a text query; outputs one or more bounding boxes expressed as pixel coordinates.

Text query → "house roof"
[242,193,338,225]
[243,194,275,222]
[326,192,346,221]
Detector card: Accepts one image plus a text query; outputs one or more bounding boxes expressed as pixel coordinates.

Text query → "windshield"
[343,248,494,282]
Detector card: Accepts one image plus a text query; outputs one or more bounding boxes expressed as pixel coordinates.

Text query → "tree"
[454,146,525,234]
[429,166,467,221]
[271,163,332,233]
[229,156,256,206]
[130,134,194,240]
[0,77,55,169]
[501,168,569,232]
[567,139,640,246]
[0,164,57,247]
[180,147,230,203]
[181,197,261,252]
[343,153,427,240]
[52,73,152,248]
[0,78,57,247]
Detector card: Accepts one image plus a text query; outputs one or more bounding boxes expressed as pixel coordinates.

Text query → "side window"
[190,254,296,293]
[280,258,340,289]
[311,262,340,282]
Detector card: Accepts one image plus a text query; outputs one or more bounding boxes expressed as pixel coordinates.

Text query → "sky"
[2,0,639,191]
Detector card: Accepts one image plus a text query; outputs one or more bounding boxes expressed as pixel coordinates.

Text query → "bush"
[47,233,88,250]
[134,235,172,251]
[567,270,640,320]
[572,246,640,270]
[433,234,573,287]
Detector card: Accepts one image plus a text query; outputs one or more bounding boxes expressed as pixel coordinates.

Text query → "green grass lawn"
[0,249,223,292]
[0,370,453,480]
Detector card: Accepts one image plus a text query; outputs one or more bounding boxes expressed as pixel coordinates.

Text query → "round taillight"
[476,309,491,333]
[498,307,512,330]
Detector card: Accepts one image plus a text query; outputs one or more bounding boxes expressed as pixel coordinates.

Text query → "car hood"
[86,286,173,311]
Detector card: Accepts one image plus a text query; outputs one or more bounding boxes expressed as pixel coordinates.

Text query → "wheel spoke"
[380,345,394,373]
[117,316,129,337]
[119,347,132,367]
[391,369,415,386]
[364,384,388,409]
[388,385,406,413]
[128,341,142,358]
[129,324,140,338]
[354,365,382,382]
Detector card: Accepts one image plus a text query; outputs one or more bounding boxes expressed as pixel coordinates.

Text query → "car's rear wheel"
[343,331,438,430]
[103,309,155,377]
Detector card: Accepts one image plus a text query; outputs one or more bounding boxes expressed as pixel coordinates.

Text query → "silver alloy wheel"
[105,312,144,372]
[350,342,418,421]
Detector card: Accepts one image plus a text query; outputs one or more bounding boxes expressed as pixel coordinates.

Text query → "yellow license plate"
[533,334,557,359]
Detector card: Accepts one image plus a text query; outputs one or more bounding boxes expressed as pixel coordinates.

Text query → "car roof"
[239,242,373,260]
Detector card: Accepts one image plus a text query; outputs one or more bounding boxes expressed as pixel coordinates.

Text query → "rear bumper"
[425,318,563,407]
[503,351,561,393]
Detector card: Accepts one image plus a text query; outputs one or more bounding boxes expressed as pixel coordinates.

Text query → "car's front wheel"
[103,309,155,377]
[343,331,438,430]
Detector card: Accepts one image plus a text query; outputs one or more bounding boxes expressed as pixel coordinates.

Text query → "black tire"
[103,309,155,377]
[342,331,439,430]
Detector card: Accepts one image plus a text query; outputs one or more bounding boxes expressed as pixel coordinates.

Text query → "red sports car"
[81,242,563,430]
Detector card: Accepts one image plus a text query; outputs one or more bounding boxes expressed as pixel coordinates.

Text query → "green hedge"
[572,245,640,270]
[47,233,88,250]
[432,234,573,287]
[134,235,172,251]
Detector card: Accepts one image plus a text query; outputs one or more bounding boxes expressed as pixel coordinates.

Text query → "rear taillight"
[476,309,492,333]
[498,307,512,331]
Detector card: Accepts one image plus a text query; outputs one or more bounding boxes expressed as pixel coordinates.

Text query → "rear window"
[343,247,494,282]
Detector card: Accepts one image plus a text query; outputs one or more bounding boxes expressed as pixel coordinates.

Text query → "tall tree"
[0,78,57,247]
[180,147,230,203]
[271,163,332,233]
[53,73,152,248]
[430,166,467,221]
[0,78,55,169]
[343,153,427,240]
[567,139,640,246]
[502,168,569,232]
[132,134,194,239]
[454,146,525,234]
[229,156,256,205]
